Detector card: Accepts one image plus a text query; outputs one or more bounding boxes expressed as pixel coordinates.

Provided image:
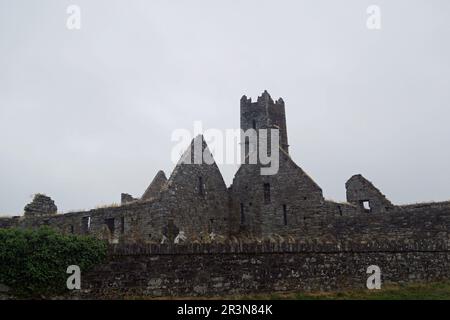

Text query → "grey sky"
[1,0,450,215]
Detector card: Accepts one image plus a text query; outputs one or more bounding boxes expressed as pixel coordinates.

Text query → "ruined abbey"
[2,91,450,296]
[1,90,450,245]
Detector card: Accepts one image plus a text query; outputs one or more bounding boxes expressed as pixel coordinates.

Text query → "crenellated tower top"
[240,90,289,154]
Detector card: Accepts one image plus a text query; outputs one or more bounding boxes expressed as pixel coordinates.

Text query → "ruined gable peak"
[176,135,212,165]
[346,174,394,212]
[24,194,57,217]
[169,135,224,185]
[142,170,168,200]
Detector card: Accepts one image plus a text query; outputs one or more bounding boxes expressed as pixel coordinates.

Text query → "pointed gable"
[167,135,227,192]
[158,135,229,238]
[142,170,167,200]
[346,174,394,213]
[233,146,323,196]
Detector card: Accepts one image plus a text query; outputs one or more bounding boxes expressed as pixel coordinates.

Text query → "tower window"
[198,177,205,196]
[263,183,271,204]
[283,204,288,225]
[252,120,257,129]
[240,203,245,224]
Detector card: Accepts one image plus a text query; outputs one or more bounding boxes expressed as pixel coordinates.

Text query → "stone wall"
[1,91,449,247]
[4,196,450,246]
[78,239,450,298]
[230,147,358,238]
[346,174,394,214]
[24,194,57,217]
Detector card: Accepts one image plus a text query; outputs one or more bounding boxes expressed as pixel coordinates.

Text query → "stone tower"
[240,91,289,158]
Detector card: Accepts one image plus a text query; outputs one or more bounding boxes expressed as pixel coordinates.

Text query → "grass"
[119,281,450,300]
[229,282,450,300]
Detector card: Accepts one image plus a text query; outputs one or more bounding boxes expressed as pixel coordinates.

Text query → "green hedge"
[0,227,107,298]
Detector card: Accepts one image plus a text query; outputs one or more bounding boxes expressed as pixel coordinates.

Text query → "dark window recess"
[81,216,90,233]
[252,120,257,129]
[208,219,214,233]
[198,177,205,196]
[121,216,125,234]
[240,203,245,224]
[283,204,288,225]
[263,183,271,203]
[105,218,115,234]
[338,205,343,216]
[70,225,74,234]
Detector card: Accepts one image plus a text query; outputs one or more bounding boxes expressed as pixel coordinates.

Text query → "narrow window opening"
[263,183,271,204]
[81,216,91,234]
[240,203,245,224]
[252,120,257,129]
[105,218,115,234]
[338,205,343,216]
[120,216,125,234]
[70,225,74,234]
[198,176,205,196]
[282,204,288,225]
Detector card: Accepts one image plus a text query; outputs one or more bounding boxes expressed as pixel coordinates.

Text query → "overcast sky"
[1,0,450,215]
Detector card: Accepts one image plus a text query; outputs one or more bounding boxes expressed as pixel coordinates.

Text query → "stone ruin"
[2,91,450,246]
[24,194,57,217]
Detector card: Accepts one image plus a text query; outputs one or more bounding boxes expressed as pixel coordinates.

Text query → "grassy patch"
[231,282,450,300]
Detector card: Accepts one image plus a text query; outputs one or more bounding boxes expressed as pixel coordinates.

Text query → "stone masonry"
[1,91,449,245]
[23,194,57,217]
[2,91,450,297]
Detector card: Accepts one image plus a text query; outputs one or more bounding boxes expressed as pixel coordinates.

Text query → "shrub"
[0,227,107,298]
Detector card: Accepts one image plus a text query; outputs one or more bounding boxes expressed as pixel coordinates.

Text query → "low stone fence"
[78,239,450,298]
